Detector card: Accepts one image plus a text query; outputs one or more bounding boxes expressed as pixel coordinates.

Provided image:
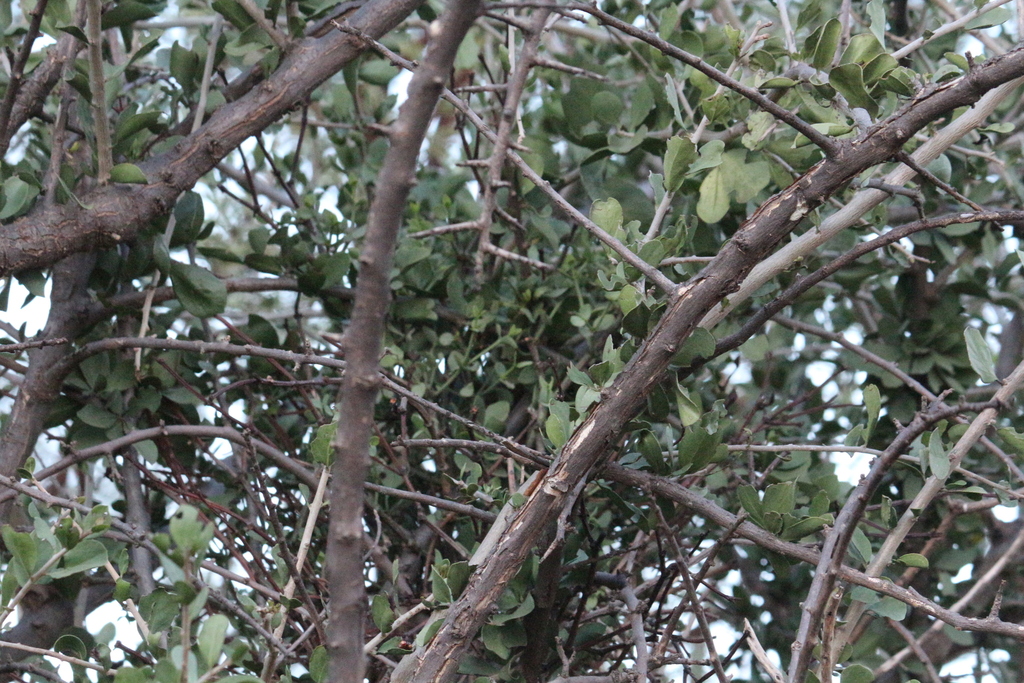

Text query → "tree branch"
[323,2,482,680]
[0,0,424,276]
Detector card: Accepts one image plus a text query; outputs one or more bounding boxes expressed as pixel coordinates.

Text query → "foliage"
[0,0,1023,681]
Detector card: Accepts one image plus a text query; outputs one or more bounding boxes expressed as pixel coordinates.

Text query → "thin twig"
[567,2,840,156]
[884,618,943,683]
[832,357,1024,661]
[619,583,650,681]
[892,0,1015,59]
[235,0,290,49]
[335,25,677,293]
[651,503,729,683]
[474,9,551,281]
[191,17,225,134]
[86,0,112,183]
[894,150,984,210]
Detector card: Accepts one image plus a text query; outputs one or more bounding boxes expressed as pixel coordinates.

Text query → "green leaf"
[115,668,150,683]
[309,646,327,683]
[696,167,729,223]
[840,664,875,683]
[758,77,798,88]
[928,429,950,480]
[483,401,510,432]
[737,485,766,527]
[829,64,877,116]
[866,0,887,44]
[863,53,898,85]
[2,526,37,582]
[212,0,255,29]
[53,634,87,658]
[673,327,716,365]
[567,364,593,387]
[169,505,214,558]
[871,596,908,621]
[964,327,997,383]
[109,163,148,184]
[863,384,880,436]
[446,562,471,599]
[590,198,623,235]
[170,41,200,94]
[482,623,510,659]
[545,401,572,450]
[50,539,108,578]
[77,404,118,429]
[840,33,885,66]
[197,614,229,669]
[592,91,623,126]
[101,0,159,28]
[741,111,775,150]
[639,431,669,474]
[114,578,132,602]
[0,176,39,220]
[926,154,952,184]
[430,565,453,604]
[850,525,873,565]
[688,139,725,175]
[664,136,698,192]
[371,593,395,633]
[170,262,227,318]
[803,18,842,69]
[762,482,795,516]
[998,427,1024,456]
[897,553,929,568]
[676,386,702,427]
[849,587,879,603]
[782,514,832,540]
[172,191,205,247]
[310,421,338,466]
[677,424,723,474]
[114,110,163,145]
[966,5,1012,29]
[58,25,89,42]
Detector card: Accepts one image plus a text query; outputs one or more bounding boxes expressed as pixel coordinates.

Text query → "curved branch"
[0,0,423,276]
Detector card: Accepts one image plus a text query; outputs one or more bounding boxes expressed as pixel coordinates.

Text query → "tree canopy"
[1,0,1024,681]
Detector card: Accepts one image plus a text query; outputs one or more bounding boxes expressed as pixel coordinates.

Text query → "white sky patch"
[390,69,414,109]
[3,278,51,336]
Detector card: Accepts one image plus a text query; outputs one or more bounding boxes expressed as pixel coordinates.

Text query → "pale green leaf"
[197,614,229,669]
[697,167,729,223]
[664,136,698,192]
[897,553,929,568]
[964,327,997,383]
[109,163,149,184]
[928,429,950,480]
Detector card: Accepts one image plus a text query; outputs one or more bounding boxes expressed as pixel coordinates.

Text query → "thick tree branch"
[0,0,423,276]
[701,76,1024,330]
[323,2,482,680]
